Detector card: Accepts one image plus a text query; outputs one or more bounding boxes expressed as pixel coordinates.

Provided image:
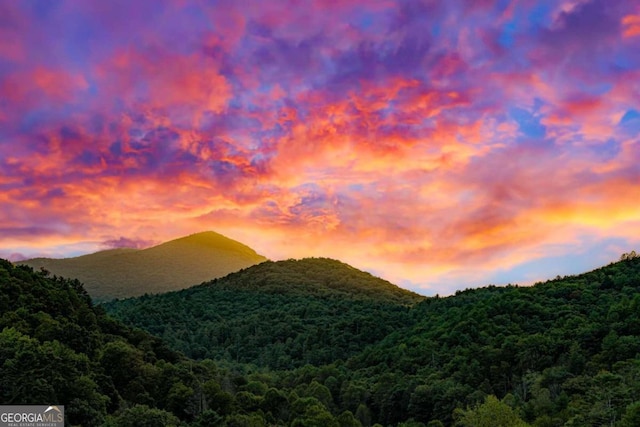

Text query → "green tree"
[340,382,368,413]
[167,381,197,420]
[262,388,289,421]
[337,410,362,427]
[397,420,426,427]
[355,403,372,427]
[305,380,334,409]
[66,375,109,426]
[454,395,530,427]
[110,404,181,427]
[99,341,144,392]
[291,403,338,427]
[619,402,640,427]
[203,380,234,415]
[225,413,266,427]
[192,409,224,427]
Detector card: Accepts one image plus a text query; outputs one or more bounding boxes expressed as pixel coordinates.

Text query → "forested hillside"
[3,255,640,426]
[104,255,640,426]
[344,254,640,425]
[103,258,424,368]
[0,258,187,425]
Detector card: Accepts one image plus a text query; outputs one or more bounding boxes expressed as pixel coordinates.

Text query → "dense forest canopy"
[103,258,423,367]
[2,255,640,426]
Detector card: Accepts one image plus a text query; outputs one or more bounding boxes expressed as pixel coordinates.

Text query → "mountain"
[104,255,640,426]
[18,231,267,301]
[3,255,640,425]
[2,256,424,426]
[103,258,425,368]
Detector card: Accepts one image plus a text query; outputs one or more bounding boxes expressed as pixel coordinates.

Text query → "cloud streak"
[1,0,639,294]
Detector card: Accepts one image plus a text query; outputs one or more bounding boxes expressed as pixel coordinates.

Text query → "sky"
[1,0,639,295]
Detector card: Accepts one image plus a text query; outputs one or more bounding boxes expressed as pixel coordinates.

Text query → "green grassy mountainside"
[18,231,267,301]
[103,258,424,368]
[3,255,640,426]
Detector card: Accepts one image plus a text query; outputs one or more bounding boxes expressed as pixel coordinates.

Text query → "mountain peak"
[206,257,424,305]
[165,231,261,256]
[19,231,267,301]
[175,230,236,243]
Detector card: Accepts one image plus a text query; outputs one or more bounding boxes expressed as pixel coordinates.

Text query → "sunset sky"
[1,0,639,295]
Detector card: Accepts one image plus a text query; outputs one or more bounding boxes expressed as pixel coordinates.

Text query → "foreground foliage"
[2,255,640,426]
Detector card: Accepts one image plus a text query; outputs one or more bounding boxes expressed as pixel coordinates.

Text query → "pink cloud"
[2,0,640,294]
[101,236,158,250]
[622,14,640,37]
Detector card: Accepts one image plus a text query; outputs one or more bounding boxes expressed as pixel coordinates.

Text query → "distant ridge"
[19,231,267,301]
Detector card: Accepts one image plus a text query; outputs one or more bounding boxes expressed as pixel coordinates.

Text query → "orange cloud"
[94,49,232,128]
[2,0,640,296]
[622,14,640,38]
